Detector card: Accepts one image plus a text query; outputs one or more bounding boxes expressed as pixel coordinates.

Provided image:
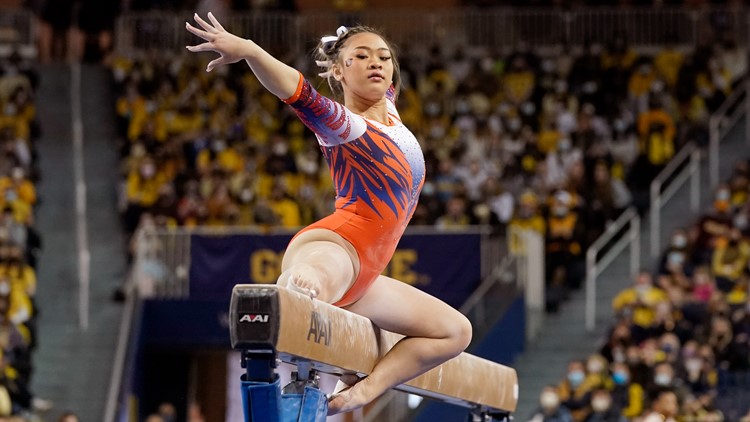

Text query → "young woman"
[186,13,472,414]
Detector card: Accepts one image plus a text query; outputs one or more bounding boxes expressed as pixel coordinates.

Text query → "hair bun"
[320,35,338,56]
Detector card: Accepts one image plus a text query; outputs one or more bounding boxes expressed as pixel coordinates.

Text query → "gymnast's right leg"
[276,235,357,305]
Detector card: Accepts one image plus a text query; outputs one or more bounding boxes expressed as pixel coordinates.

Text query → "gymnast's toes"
[327,379,371,415]
[288,271,322,299]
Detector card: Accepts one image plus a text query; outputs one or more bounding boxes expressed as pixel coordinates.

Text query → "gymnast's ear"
[332,62,344,82]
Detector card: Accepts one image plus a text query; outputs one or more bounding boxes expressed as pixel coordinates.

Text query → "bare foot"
[284,263,322,299]
[327,376,375,415]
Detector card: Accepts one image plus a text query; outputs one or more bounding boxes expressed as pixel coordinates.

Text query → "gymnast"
[186,13,472,415]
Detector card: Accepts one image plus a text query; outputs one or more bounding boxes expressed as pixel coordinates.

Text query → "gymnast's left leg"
[327,275,473,415]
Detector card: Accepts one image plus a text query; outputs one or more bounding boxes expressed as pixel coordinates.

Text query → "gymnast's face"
[334,32,394,102]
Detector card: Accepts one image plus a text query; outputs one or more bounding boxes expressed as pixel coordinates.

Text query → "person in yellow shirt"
[195,139,244,175]
[435,196,472,230]
[712,228,750,292]
[509,190,545,234]
[124,156,169,233]
[610,362,644,419]
[0,168,36,207]
[502,56,535,106]
[628,61,657,100]
[267,184,301,229]
[558,360,596,422]
[3,245,34,299]
[636,96,676,181]
[546,190,584,289]
[612,270,669,339]
[654,43,684,89]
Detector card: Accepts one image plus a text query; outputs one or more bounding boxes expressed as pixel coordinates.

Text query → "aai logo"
[239,314,269,323]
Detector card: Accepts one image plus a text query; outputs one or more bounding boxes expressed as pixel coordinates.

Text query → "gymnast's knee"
[448,313,473,355]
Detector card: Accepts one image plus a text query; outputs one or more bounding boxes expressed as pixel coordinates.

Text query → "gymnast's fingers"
[207,12,225,32]
[185,21,213,42]
[193,13,217,33]
[206,57,227,72]
[185,42,213,53]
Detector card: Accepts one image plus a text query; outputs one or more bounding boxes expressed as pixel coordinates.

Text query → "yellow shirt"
[269,198,301,228]
[612,286,669,328]
[654,49,684,87]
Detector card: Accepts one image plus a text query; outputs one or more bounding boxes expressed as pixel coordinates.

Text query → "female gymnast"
[186,13,472,415]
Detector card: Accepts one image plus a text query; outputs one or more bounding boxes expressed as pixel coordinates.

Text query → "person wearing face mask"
[609,362,644,419]
[692,185,735,265]
[646,362,687,402]
[584,389,625,422]
[584,355,613,391]
[639,389,681,422]
[558,360,595,422]
[546,189,585,290]
[627,60,656,104]
[527,386,573,422]
[659,229,692,276]
[509,190,546,250]
[124,155,170,234]
[711,227,750,293]
[635,96,675,179]
[612,271,669,342]
[196,137,244,175]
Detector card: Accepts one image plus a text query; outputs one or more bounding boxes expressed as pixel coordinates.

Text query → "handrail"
[103,286,138,422]
[115,6,748,57]
[585,207,640,332]
[649,142,701,259]
[709,80,748,187]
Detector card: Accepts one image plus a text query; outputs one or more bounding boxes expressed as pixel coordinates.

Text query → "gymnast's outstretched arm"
[185,12,299,100]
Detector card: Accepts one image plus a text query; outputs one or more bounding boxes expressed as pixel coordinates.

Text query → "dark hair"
[315,26,401,101]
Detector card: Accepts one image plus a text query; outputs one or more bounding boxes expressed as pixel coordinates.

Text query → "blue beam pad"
[281,385,328,422]
[241,375,281,422]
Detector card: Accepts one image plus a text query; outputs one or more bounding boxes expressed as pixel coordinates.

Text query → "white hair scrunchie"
[317,26,349,78]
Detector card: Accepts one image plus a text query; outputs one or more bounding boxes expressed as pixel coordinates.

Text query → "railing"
[0,8,36,56]
[585,207,641,332]
[649,142,702,259]
[709,79,749,187]
[507,227,545,341]
[131,225,499,300]
[115,7,748,57]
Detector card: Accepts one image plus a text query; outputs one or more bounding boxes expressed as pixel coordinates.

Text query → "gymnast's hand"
[186,12,250,72]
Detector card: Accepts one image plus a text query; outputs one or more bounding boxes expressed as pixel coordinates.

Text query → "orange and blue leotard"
[284,74,425,307]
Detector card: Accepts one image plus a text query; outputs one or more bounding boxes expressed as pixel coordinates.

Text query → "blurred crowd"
[527,162,750,421]
[112,25,745,304]
[0,52,50,418]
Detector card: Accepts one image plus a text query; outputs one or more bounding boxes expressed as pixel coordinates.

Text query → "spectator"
[609,362,645,419]
[585,389,626,422]
[58,411,79,422]
[692,185,734,264]
[558,360,594,422]
[711,227,750,292]
[267,184,302,228]
[635,96,676,180]
[584,354,613,391]
[527,385,574,422]
[612,271,669,343]
[637,389,680,422]
[435,196,472,229]
[546,189,584,290]
[646,362,687,401]
[158,402,176,422]
[659,229,693,276]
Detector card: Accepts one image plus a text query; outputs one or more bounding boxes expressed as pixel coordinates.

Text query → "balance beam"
[230,284,518,414]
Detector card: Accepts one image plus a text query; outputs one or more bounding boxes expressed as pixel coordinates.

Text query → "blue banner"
[189,232,482,308]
